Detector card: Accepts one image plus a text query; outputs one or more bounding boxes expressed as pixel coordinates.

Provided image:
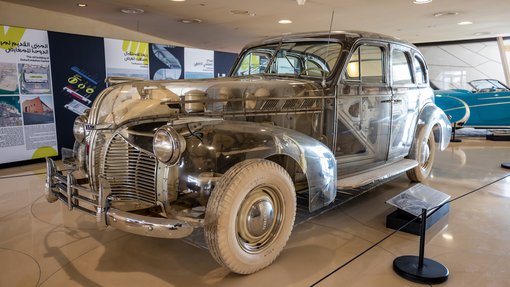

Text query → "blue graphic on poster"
[150,44,183,80]
[48,31,106,151]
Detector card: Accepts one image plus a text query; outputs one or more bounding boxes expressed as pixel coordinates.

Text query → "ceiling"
[3,0,510,53]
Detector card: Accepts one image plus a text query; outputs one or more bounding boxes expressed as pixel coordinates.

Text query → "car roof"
[241,30,413,51]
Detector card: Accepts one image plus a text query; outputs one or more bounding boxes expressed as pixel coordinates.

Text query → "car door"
[387,45,420,160]
[336,42,392,175]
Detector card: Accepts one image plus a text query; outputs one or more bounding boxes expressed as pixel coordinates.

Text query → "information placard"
[0,25,58,164]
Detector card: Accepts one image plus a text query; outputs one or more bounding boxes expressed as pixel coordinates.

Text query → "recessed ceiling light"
[458,21,473,25]
[413,0,432,4]
[121,8,144,14]
[474,32,491,36]
[170,0,186,2]
[77,3,87,7]
[278,19,292,24]
[230,10,256,16]
[180,18,202,24]
[433,11,459,17]
[231,10,248,15]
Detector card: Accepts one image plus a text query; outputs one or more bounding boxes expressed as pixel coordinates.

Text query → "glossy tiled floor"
[1,136,510,287]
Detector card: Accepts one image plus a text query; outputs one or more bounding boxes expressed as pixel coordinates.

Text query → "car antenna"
[322,10,335,88]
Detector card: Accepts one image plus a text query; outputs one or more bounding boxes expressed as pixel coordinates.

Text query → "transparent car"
[45,31,451,274]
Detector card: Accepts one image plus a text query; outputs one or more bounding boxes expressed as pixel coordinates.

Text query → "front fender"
[182,120,337,211]
[412,103,452,153]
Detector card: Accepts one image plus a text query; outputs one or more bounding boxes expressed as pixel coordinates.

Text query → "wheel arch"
[410,103,452,156]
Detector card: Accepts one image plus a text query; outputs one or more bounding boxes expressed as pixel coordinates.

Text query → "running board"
[337,159,418,190]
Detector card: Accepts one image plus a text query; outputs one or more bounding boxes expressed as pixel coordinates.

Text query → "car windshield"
[469,79,510,92]
[232,41,342,78]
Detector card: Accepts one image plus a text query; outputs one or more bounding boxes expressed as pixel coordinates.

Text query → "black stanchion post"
[418,208,426,269]
[393,208,449,284]
[451,122,462,142]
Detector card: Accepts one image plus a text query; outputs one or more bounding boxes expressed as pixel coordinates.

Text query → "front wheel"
[204,159,296,274]
[407,128,436,182]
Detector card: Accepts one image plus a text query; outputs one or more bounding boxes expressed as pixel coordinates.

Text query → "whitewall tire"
[204,159,296,274]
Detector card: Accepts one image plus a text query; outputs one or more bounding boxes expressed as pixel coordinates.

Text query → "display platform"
[487,129,510,141]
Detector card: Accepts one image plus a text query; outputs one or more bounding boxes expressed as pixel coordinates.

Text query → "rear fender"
[411,103,452,155]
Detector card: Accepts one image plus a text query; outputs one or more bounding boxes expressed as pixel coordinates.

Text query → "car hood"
[91,76,325,126]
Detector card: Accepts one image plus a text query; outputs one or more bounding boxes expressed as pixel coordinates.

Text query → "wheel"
[204,159,296,274]
[407,129,436,182]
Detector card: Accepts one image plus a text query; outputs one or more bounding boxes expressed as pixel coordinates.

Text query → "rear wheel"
[407,129,436,182]
[204,159,296,274]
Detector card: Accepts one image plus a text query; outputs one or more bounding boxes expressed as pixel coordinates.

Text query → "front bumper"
[45,158,193,239]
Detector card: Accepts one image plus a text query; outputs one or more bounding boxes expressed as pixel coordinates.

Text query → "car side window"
[344,45,384,84]
[391,49,413,85]
[413,55,427,85]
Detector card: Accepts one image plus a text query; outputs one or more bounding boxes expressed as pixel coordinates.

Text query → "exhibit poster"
[104,38,149,79]
[48,31,106,150]
[214,51,237,78]
[184,47,214,79]
[0,25,58,164]
[149,44,184,80]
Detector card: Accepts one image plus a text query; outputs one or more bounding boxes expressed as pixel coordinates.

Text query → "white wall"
[419,41,506,90]
[0,1,185,46]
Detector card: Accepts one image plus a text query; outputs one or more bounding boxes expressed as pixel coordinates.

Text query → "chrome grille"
[300,98,316,108]
[102,134,157,204]
[282,99,299,110]
[261,99,279,111]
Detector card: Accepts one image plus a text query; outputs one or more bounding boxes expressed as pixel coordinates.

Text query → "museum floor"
[1,136,510,287]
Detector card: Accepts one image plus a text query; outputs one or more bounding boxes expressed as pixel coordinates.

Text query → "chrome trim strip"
[106,208,193,239]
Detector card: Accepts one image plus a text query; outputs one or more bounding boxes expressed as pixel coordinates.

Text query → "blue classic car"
[434,79,510,128]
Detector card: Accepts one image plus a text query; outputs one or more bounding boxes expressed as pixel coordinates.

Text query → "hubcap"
[246,199,275,237]
[419,136,432,168]
[237,187,283,253]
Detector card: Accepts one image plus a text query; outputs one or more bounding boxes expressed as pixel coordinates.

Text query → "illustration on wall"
[105,38,149,79]
[21,95,54,125]
[0,62,18,94]
[0,25,237,165]
[0,25,58,164]
[62,66,98,115]
[18,63,51,94]
[184,47,214,79]
[48,31,106,151]
[151,44,183,80]
[0,96,22,127]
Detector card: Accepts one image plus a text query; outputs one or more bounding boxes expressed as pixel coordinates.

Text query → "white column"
[497,37,510,86]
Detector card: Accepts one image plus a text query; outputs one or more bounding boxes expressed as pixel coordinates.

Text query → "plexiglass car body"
[45,31,451,274]
[434,79,510,128]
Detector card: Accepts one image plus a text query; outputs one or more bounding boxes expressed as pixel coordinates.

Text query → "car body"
[434,79,510,128]
[45,31,451,274]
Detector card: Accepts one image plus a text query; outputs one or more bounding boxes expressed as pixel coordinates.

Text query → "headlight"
[153,126,186,164]
[73,115,88,143]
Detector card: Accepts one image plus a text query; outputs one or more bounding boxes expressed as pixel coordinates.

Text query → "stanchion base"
[501,163,510,169]
[393,255,449,284]
[450,138,462,143]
